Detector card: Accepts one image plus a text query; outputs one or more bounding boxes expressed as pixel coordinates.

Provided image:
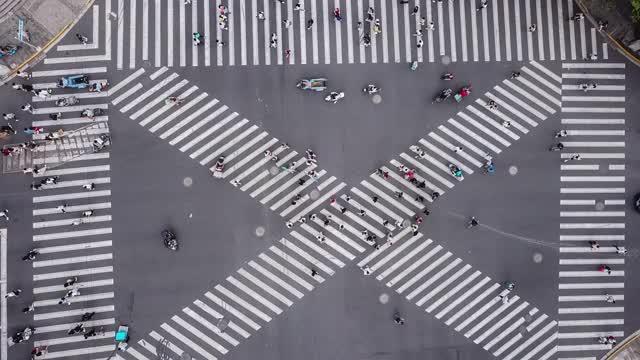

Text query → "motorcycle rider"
[441,73,454,80]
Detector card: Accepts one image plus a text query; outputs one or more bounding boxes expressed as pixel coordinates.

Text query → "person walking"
[3,113,17,122]
[477,0,488,11]
[614,245,627,255]
[76,33,88,45]
[393,312,405,325]
[306,18,314,29]
[604,294,616,304]
[467,216,479,228]
[564,154,581,163]
[598,264,612,274]
[0,209,9,221]
[5,289,22,298]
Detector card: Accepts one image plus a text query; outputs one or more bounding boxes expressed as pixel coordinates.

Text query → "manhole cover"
[309,190,320,200]
[508,165,518,176]
[183,177,193,187]
[441,55,451,65]
[270,166,279,175]
[255,226,265,237]
[372,94,382,104]
[532,252,543,263]
[379,293,389,304]
[595,201,605,211]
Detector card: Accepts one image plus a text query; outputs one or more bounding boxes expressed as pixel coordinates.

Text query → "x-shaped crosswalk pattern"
[10,1,628,360]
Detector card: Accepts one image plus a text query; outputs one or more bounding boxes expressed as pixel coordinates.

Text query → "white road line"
[276,1,283,65]
[470,0,478,61]
[33,228,112,242]
[298,0,307,64]
[240,0,247,65]
[535,0,544,60]
[491,0,499,61]
[33,266,112,282]
[179,0,186,66]
[129,0,137,69]
[238,268,292,306]
[322,0,330,63]
[446,283,499,325]
[249,260,304,299]
[502,0,510,61]
[160,323,218,359]
[403,2,411,62]
[390,0,399,62]
[217,0,223,66]
[142,0,149,60]
[172,315,228,354]
[546,0,555,60]
[345,0,353,63]
[182,307,239,346]
[311,0,319,64]
[192,1,198,67]
[380,0,388,63]
[557,0,566,60]
[264,0,271,65]
[32,67,107,77]
[154,0,161,66]
[437,1,445,56]
[0,229,5,360]
[335,0,342,64]
[591,27,597,55]
[356,0,364,63]
[259,253,313,291]
[192,299,250,338]
[203,0,211,66]
[205,291,261,330]
[481,0,489,61]
[579,14,587,59]
[252,0,259,64]
[228,0,235,65]
[116,0,124,69]
[525,0,532,60]
[514,0,522,61]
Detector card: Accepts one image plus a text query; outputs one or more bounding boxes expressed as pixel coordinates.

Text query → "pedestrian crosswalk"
[105,60,572,359]
[16,67,117,359]
[44,0,610,68]
[556,62,627,360]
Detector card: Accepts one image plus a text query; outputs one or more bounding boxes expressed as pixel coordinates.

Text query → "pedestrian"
[597,21,608,31]
[5,289,21,298]
[82,183,96,190]
[68,323,85,335]
[16,70,32,79]
[589,240,599,250]
[0,209,9,221]
[393,313,405,325]
[528,24,536,32]
[510,71,521,79]
[400,0,409,3]
[64,276,78,288]
[499,294,509,304]
[604,294,616,304]
[294,2,304,11]
[413,29,423,37]
[31,183,43,190]
[487,100,498,110]
[359,209,366,217]
[598,264,612,274]
[316,232,325,242]
[571,13,584,21]
[411,223,419,236]
[587,53,598,61]
[467,216,479,228]
[184,0,191,4]
[71,219,83,226]
[84,328,97,339]
[431,191,440,200]
[22,303,35,313]
[415,215,423,225]
[416,39,423,48]
[476,0,488,11]
[415,195,424,203]
[2,113,16,122]
[420,17,426,27]
[286,221,293,229]
[453,146,463,153]
[502,120,511,128]
[270,33,278,48]
[372,196,378,203]
[427,21,435,30]
[257,11,265,20]
[340,206,347,214]
[193,32,202,46]
[563,154,581,163]
[412,5,419,15]
[76,33,88,45]
[284,19,292,28]
[21,103,34,113]
[57,204,67,213]
[614,245,627,255]
[311,269,318,277]
[11,83,23,91]
[306,19,314,29]
[81,311,96,321]
[362,265,372,275]
[334,8,342,21]
[31,346,48,357]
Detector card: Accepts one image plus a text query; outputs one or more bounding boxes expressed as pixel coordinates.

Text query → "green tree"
[633,0,640,23]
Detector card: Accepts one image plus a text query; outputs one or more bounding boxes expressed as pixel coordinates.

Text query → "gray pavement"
[0,1,638,360]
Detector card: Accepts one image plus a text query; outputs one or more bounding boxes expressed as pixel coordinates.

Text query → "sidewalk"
[575,0,640,66]
[0,0,92,80]
[604,329,640,360]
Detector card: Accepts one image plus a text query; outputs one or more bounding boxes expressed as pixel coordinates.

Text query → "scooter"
[362,84,380,95]
[448,164,464,181]
[56,96,79,107]
[162,229,179,251]
[433,88,453,103]
[0,45,18,58]
[441,73,455,80]
[213,156,225,178]
[324,91,345,103]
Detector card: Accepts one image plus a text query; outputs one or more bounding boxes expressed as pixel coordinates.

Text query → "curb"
[574,0,640,67]
[1,0,95,83]
[601,330,640,360]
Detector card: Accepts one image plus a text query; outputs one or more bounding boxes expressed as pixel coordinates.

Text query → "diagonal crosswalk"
[101,60,581,360]
[556,62,627,360]
[45,0,611,67]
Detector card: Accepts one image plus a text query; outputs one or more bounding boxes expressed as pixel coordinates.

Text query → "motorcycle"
[80,108,105,118]
[441,73,455,80]
[0,45,18,58]
[10,326,35,345]
[324,91,345,103]
[433,88,453,103]
[213,156,225,178]
[362,84,380,95]
[56,96,79,107]
[89,81,109,92]
[92,134,111,153]
[448,164,464,181]
[162,229,179,251]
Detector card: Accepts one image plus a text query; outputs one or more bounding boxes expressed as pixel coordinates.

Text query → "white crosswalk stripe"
[44,0,611,67]
[554,62,627,359]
